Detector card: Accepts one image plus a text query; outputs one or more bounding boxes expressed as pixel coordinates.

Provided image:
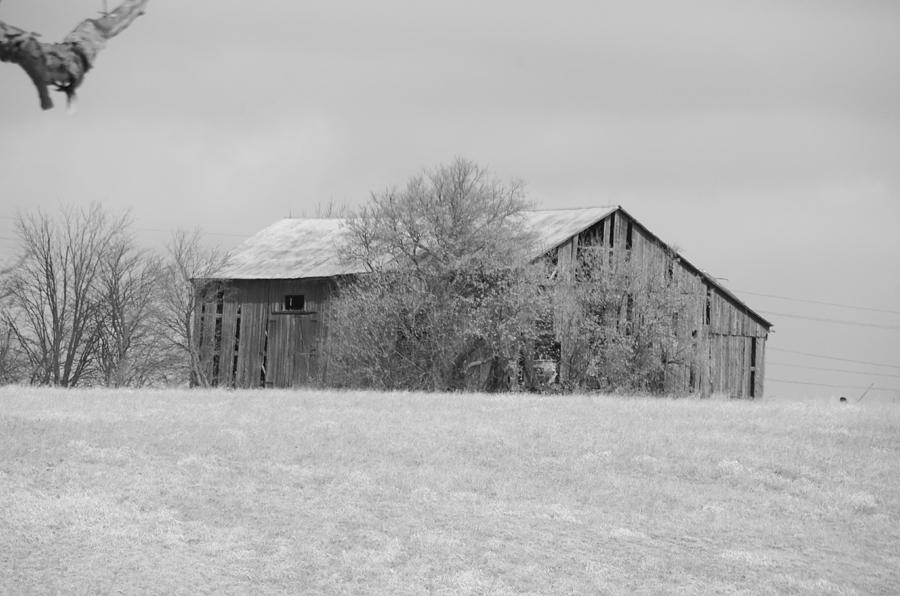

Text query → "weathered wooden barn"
[196,206,771,396]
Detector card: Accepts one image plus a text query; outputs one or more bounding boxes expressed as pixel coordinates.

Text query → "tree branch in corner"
[0,0,150,110]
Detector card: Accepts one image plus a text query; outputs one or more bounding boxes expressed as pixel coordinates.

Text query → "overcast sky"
[1,0,898,399]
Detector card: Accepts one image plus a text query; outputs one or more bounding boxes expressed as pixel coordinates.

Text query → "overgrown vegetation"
[326,158,552,391]
[1,387,897,594]
[557,245,694,392]
[326,158,694,394]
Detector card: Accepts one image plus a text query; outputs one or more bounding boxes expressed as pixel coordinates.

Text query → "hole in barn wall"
[215,288,224,314]
[261,322,269,388]
[231,305,241,387]
[749,337,758,398]
[625,294,635,335]
[608,213,616,248]
[211,316,223,385]
[705,287,712,326]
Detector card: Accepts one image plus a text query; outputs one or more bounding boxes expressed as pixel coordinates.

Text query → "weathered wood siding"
[196,278,332,388]
[552,209,770,398]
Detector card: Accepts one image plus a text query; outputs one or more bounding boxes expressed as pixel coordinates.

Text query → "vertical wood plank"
[219,300,239,387]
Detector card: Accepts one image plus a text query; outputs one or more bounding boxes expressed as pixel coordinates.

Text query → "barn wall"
[554,209,770,398]
[195,278,332,388]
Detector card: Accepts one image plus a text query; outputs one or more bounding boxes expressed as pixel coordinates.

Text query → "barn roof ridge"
[214,205,771,330]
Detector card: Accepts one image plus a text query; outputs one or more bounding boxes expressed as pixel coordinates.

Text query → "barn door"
[265,314,320,387]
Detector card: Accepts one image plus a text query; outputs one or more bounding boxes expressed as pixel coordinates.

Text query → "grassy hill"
[1,387,898,594]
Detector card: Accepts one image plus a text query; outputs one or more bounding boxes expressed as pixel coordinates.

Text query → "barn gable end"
[548,208,769,398]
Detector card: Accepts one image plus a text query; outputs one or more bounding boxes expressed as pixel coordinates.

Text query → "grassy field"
[1,387,898,595]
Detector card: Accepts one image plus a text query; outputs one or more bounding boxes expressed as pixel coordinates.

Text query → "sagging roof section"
[216,206,618,280]
[215,218,354,280]
[215,205,771,329]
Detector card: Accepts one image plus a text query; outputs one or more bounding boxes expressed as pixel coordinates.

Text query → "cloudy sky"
[1,0,898,399]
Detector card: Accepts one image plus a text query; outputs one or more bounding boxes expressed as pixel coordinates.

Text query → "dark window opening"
[260,324,269,387]
[197,314,205,350]
[667,259,675,283]
[284,294,306,311]
[705,287,712,325]
[626,222,633,250]
[624,294,635,335]
[608,214,616,248]
[215,288,224,314]
[211,317,223,385]
[211,355,220,386]
[749,337,759,398]
[231,309,242,386]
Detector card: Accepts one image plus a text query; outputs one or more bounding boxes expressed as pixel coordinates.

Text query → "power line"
[768,347,900,370]
[0,226,246,240]
[767,361,900,379]
[767,378,900,392]
[760,311,900,332]
[735,289,900,316]
[133,226,249,239]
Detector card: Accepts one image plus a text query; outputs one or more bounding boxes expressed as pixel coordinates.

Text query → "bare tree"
[94,230,169,386]
[328,158,548,391]
[3,204,126,386]
[0,267,25,383]
[0,0,150,110]
[159,229,229,387]
[0,322,21,384]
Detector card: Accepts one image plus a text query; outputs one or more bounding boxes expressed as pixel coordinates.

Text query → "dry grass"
[1,386,898,595]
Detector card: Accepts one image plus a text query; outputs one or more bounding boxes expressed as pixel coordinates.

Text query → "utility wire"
[767,347,900,370]
[767,378,900,392]
[767,361,900,379]
[735,289,900,316]
[0,215,252,240]
[760,311,900,332]
[133,227,250,239]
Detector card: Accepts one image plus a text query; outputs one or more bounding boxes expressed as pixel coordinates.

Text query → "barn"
[195,206,772,396]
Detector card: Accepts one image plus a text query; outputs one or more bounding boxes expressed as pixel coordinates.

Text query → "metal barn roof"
[215,218,352,280]
[214,205,770,329]
[216,206,617,280]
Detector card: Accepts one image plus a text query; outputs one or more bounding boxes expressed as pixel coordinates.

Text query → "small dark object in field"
[839,396,848,403]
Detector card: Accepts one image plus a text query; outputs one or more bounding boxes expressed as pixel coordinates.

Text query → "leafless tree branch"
[0,0,150,109]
